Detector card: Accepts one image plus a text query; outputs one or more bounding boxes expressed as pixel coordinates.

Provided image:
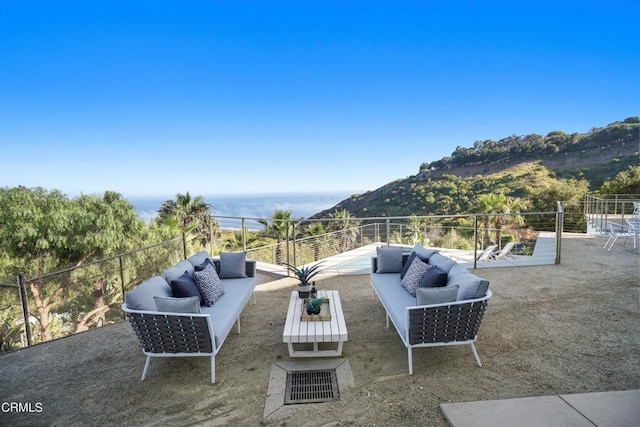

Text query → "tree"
[304,222,327,261]
[528,178,589,232]
[327,209,361,253]
[258,209,294,264]
[475,193,506,248]
[157,192,216,246]
[0,187,146,341]
[475,193,527,248]
[598,166,640,195]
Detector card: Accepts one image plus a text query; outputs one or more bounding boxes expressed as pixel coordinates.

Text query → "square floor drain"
[284,369,340,405]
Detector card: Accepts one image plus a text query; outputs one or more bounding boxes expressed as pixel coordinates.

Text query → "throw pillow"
[193,263,225,306]
[162,260,195,284]
[413,245,438,261]
[419,266,449,288]
[416,285,459,306]
[170,271,203,303]
[449,272,490,301]
[401,256,432,297]
[376,246,403,273]
[400,251,417,279]
[401,245,439,278]
[194,257,214,272]
[154,296,201,313]
[219,251,248,279]
[427,253,457,273]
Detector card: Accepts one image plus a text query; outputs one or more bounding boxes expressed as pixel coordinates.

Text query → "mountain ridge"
[311,117,639,219]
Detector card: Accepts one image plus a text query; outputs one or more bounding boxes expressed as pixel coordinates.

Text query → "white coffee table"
[282,290,348,357]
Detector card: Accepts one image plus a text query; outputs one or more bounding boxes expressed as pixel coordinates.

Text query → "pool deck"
[311,231,558,275]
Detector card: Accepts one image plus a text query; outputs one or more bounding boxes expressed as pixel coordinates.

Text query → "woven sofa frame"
[371,256,492,375]
[122,259,256,384]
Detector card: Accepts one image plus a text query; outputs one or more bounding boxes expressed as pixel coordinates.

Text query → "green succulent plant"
[305,298,324,315]
[284,261,324,287]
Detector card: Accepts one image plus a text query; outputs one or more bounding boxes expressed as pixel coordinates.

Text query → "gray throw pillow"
[376,246,403,273]
[449,272,490,300]
[154,296,201,313]
[193,263,225,306]
[413,244,438,261]
[416,285,459,306]
[428,253,457,273]
[219,251,248,278]
[401,256,432,297]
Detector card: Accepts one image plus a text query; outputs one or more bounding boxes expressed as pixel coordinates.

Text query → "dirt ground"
[1,233,639,426]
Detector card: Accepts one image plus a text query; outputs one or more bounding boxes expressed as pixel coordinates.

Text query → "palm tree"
[476,193,527,249]
[327,209,361,253]
[157,192,217,245]
[304,222,326,261]
[221,230,262,252]
[258,209,294,264]
[476,193,505,248]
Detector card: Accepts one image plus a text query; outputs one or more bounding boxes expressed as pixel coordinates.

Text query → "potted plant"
[284,261,324,298]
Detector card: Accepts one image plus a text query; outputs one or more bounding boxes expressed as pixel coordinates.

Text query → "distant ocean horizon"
[127,191,356,230]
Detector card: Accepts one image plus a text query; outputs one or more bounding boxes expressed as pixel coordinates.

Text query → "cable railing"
[584,194,640,234]
[1,209,567,352]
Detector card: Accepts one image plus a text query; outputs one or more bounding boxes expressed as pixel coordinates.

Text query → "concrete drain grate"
[284,369,340,405]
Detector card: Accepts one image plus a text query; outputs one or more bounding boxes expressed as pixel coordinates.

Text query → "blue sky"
[1,1,638,197]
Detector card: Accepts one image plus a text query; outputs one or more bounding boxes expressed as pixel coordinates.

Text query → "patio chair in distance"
[476,244,498,262]
[490,242,517,261]
[603,221,632,251]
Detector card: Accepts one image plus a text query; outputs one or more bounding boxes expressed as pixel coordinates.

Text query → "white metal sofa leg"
[141,356,152,381]
[211,355,216,384]
[408,347,413,375]
[471,343,483,367]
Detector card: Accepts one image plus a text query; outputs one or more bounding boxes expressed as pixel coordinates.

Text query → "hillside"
[312,117,639,219]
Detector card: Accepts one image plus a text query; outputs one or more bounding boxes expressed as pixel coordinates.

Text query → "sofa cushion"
[154,296,201,313]
[428,253,457,273]
[193,263,225,306]
[163,260,195,283]
[401,245,438,278]
[448,272,490,301]
[371,272,416,339]
[125,276,172,311]
[376,246,403,273]
[416,285,459,305]
[200,276,256,348]
[219,252,248,279]
[401,256,432,297]
[170,271,203,302]
[187,251,211,268]
[419,266,448,288]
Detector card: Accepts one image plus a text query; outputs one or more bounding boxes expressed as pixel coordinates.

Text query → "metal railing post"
[18,273,32,347]
[556,202,564,265]
[119,256,127,319]
[292,222,297,266]
[182,233,187,259]
[473,216,479,269]
[285,222,290,266]
[386,219,390,246]
[209,220,214,255]
[242,218,247,251]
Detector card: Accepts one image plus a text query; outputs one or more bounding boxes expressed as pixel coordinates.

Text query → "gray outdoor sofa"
[122,251,256,384]
[370,244,491,375]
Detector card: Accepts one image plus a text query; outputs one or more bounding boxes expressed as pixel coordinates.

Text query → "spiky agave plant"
[283,261,324,287]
